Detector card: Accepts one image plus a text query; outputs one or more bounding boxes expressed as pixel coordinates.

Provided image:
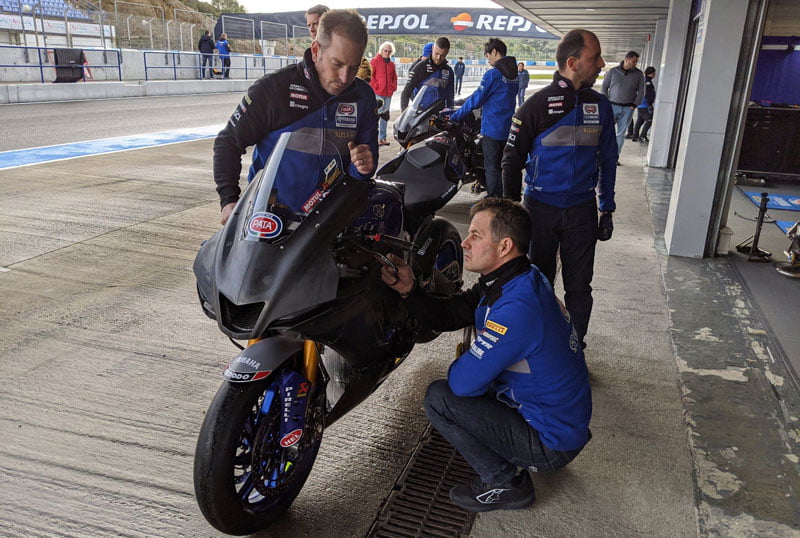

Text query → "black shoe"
[449,472,535,512]
[640,135,649,142]
[631,136,639,142]
[625,133,632,139]
[616,161,621,166]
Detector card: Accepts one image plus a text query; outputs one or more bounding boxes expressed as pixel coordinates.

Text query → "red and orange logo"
[450,13,474,31]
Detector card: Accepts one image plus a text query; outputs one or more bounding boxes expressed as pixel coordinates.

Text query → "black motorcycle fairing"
[394,86,445,146]
[223,336,304,383]
[194,168,372,340]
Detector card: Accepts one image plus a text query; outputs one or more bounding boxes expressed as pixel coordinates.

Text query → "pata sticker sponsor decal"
[335,102,358,128]
[280,428,303,447]
[485,319,508,335]
[583,103,600,124]
[248,212,283,239]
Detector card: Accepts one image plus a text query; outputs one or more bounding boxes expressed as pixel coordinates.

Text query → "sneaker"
[631,136,639,142]
[449,471,535,512]
[625,133,632,139]
[640,135,649,142]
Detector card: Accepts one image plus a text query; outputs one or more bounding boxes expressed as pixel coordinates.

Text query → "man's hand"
[348,141,374,176]
[220,202,236,225]
[380,253,415,297]
[598,212,613,241]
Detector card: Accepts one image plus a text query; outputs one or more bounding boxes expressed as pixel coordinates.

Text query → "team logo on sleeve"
[485,320,508,335]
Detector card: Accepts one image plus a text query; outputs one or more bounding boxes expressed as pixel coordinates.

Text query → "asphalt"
[0,86,799,537]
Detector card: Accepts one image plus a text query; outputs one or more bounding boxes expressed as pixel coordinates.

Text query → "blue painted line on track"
[0,124,224,170]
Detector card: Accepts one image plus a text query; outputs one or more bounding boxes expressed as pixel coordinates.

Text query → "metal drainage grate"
[366,424,478,538]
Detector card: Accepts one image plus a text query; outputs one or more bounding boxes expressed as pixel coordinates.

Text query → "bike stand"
[735,191,772,262]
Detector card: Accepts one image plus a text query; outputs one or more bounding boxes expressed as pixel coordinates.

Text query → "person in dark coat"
[198,30,216,79]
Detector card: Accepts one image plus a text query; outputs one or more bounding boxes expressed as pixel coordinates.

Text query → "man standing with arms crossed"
[502,29,617,350]
[449,38,518,199]
[601,51,645,160]
[213,9,377,225]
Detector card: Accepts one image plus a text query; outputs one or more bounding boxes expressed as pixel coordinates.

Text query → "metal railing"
[0,44,122,82]
[142,50,296,81]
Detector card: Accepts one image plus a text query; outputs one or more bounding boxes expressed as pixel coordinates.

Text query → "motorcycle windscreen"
[194,131,370,339]
[395,86,444,144]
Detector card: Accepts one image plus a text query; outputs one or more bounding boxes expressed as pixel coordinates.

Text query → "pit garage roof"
[493,0,671,62]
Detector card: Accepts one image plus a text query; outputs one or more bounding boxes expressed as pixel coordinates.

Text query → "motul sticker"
[280,428,303,447]
[248,212,283,239]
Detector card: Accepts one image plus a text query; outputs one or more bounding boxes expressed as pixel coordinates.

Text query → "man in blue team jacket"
[502,29,616,349]
[449,38,518,198]
[381,198,592,512]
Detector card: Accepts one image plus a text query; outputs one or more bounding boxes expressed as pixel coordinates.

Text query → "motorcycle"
[192,128,465,535]
[377,86,485,206]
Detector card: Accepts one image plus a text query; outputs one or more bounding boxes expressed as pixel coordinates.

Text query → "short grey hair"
[380,41,396,56]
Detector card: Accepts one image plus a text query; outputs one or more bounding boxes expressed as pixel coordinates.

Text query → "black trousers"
[523,197,598,343]
[633,107,653,139]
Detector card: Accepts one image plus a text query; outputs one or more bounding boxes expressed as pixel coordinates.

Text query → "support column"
[664,0,751,258]
[650,18,668,71]
[647,0,692,168]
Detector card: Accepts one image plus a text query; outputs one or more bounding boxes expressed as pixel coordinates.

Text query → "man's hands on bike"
[380,253,415,297]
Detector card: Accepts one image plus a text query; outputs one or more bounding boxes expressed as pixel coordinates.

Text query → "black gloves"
[598,212,614,241]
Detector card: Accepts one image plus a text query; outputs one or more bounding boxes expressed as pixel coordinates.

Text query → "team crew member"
[449,38,518,198]
[381,198,592,512]
[213,9,377,224]
[400,36,454,111]
[502,29,617,348]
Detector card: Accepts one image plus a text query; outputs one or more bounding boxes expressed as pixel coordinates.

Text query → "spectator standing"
[450,38,518,198]
[454,56,466,95]
[502,29,617,349]
[305,4,328,40]
[400,37,454,111]
[632,66,656,142]
[370,41,398,146]
[213,9,377,225]
[380,198,592,512]
[516,61,530,106]
[198,30,215,79]
[216,33,231,79]
[601,50,645,159]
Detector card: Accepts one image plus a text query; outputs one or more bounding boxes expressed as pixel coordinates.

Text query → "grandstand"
[0,0,92,21]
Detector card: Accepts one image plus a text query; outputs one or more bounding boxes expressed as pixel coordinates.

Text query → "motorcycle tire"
[415,221,464,343]
[193,371,323,535]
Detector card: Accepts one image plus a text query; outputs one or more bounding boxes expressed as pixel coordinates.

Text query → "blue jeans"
[523,197,598,342]
[611,104,634,156]
[517,86,527,106]
[424,380,587,484]
[482,135,504,197]
[455,75,463,94]
[377,94,391,141]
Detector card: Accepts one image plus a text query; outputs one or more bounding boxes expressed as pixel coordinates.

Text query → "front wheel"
[193,368,323,535]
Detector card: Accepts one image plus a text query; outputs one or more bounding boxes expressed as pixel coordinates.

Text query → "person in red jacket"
[370,41,398,146]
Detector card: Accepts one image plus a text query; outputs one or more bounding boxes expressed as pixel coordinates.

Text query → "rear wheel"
[193,366,324,535]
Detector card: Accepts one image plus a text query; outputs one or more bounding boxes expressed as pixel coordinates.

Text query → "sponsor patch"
[289,83,307,92]
[485,320,508,335]
[247,212,283,239]
[335,102,358,128]
[279,428,303,447]
[512,117,522,125]
[476,336,493,350]
[290,101,309,110]
[583,103,599,124]
[469,342,485,358]
[290,92,308,101]
[548,95,564,102]
[480,330,499,343]
[558,80,568,88]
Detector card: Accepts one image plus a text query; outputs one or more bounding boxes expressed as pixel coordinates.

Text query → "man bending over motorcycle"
[381,198,592,512]
[213,9,378,224]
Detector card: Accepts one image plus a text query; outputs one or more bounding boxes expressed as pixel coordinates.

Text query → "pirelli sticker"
[485,320,508,335]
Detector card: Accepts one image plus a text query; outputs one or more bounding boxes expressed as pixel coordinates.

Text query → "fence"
[0,43,121,82]
[143,49,295,81]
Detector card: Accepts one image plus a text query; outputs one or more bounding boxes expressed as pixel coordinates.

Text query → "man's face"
[485,49,501,67]
[306,13,321,40]
[380,44,392,59]
[430,45,448,66]
[462,211,504,275]
[518,62,524,72]
[623,55,638,70]
[312,33,362,96]
[573,33,605,88]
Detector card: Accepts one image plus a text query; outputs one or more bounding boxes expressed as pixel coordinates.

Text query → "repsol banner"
[223,8,556,39]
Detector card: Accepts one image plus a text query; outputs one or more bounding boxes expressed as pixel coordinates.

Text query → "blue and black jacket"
[450,55,518,141]
[400,56,455,111]
[214,48,378,212]
[403,256,592,451]
[502,71,617,212]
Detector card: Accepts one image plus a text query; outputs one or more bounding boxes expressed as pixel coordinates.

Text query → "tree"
[212,0,245,14]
